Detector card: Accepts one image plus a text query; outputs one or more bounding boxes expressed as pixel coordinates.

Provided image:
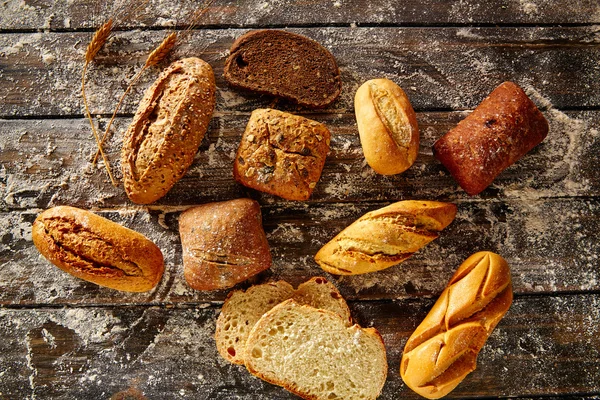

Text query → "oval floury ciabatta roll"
[433,81,549,196]
[32,206,164,292]
[122,57,216,204]
[315,200,457,275]
[400,251,513,399]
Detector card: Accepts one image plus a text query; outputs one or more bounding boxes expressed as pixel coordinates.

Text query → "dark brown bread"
[224,30,342,108]
[433,81,549,196]
[179,198,272,291]
[32,206,164,292]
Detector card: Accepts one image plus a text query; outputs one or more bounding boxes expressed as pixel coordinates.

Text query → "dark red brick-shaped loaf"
[224,30,342,108]
[433,82,549,195]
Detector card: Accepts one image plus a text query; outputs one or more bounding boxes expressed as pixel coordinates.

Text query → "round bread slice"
[215,277,352,365]
[244,300,387,400]
[224,29,342,108]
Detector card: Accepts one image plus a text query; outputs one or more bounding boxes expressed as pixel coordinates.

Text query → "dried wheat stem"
[92,32,178,165]
[85,19,113,63]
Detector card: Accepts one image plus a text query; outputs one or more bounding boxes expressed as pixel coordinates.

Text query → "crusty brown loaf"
[355,78,420,175]
[224,30,342,108]
[122,57,216,204]
[315,200,457,275]
[179,198,271,291]
[244,300,387,400]
[233,108,331,201]
[32,206,164,292]
[433,81,549,195]
[400,251,513,399]
[215,277,351,365]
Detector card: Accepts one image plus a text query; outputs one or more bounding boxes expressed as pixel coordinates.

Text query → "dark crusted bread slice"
[224,29,342,108]
[245,300,388,400]
[215,277,351,364]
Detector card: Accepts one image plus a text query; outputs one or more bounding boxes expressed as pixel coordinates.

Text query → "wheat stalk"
[81,19,118,186]
[91,32,178,165]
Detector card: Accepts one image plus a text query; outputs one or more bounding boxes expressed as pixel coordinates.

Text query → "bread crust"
[224,30,342,108]
[315,200,457,275]
[433,81,549,195]
[233,109,331,200]
[179,198,272,291]
[400,251,513,399]
[32,206,164,292]
[355,78,419,175]
[122,57,216,204]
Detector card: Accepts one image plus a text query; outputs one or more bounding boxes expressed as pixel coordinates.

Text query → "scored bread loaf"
[400,251,513,399]
[245,300,387,400]
[315,200,457,275]
[215,277,351,365]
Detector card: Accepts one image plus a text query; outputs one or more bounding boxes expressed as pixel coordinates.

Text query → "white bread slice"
[245,300,388,400]
[216,277,351,364]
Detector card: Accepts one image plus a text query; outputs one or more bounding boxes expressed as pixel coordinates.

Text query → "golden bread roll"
[355,78,419,175]
[315,200,457,275]
[32,206,164,292]
[400,251,513,399]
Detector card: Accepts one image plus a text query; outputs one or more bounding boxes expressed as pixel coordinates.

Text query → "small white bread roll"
[355,78,419,175]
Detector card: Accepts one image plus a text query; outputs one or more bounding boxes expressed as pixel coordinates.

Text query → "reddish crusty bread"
[433,81,549,195]
[224,30,342,108]
[400,251,513,399]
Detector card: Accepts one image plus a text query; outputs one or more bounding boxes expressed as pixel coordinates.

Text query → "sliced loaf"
[223,30,342,108]
[245,300,388,400]
[215,277,351,364]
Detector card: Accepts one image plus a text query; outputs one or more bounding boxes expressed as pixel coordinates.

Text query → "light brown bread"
[32,206,164,292]
[179,198,271,291]
[355,78,420,175]
[400,251,513,399]
[433,81,549,195]
[245,300,387,400]
[315,200,457,275]
[215,277,351,365]
[233,108,331,200]
[122,57,216,204]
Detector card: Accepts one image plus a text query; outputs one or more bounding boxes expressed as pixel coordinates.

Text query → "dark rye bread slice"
[224,30,342,108]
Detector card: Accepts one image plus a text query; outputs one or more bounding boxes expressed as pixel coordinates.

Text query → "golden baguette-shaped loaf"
[400,251,513,399]
[315,200,457,275]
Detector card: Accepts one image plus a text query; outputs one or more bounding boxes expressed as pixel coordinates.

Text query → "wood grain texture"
[1,0,599,31]
[1,196,598,305]
[1,110,598,211]
[0,27,599,117]
[0,294,598,399]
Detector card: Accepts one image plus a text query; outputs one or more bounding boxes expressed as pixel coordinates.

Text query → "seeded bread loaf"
[224,30,342,108]
[233,108,331,200]
[122,57,216,204]
[400,252,513,399]
[215,277,351,365]
[32,206,164,292]
[245,300,387,400]
[179,198,271,291]
[315,200,457,275]
[433,81,549,195]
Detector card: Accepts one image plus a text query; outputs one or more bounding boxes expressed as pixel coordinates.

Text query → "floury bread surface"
[179,198,271,291]
[355,78,420,175]
[122,57,216,204]
[32,206,164,292]
[400,252,513,399]
[315,200,457,275]
[245,300,387,400]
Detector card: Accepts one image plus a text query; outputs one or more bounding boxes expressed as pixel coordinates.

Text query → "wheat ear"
[82,19,118,186]
[92,32,178,165]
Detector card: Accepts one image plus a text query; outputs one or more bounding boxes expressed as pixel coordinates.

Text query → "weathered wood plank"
[0,27,599,117]
[1,110,598,210]
[1,294,598,398]
[1,196,598,306]
[1,0,599,31]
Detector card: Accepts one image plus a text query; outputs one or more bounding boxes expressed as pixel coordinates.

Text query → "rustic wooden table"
[1,1,599,399]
